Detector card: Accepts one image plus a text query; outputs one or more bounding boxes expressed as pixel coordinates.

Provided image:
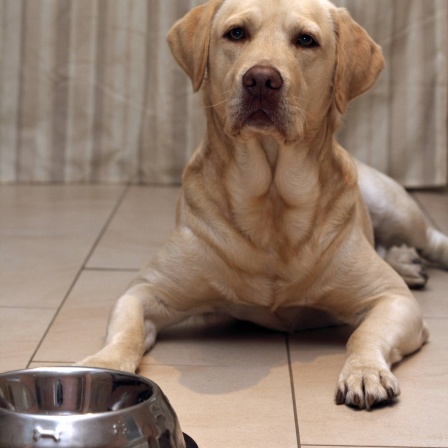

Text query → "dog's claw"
[335,387,346,405]
[335,367,400,410]
[365,393,376,409]
[386,385,396,401]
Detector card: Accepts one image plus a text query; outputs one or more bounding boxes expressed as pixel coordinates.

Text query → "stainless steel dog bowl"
[0,367,198,448]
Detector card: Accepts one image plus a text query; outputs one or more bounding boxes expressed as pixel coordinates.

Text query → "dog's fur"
[79,0,448,409]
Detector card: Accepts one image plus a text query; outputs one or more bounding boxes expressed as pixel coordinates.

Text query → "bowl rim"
[0,366,162,419]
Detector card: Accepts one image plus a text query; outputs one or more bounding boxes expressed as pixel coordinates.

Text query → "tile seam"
[286,333,302,448]
[26,185,130,368]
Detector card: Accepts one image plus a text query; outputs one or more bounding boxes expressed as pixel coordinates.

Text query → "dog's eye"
[297,34,318,48]
[226,27,246,41]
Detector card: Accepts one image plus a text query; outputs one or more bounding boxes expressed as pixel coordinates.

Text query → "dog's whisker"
[204,97,231,109]
[288,105,312,126]
[290,95,313,105]
[289,104,315,120]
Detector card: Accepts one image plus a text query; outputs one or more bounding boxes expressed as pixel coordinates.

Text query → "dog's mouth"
[246,109,275,129]
[229,103,294,143]
[233,101,294,141]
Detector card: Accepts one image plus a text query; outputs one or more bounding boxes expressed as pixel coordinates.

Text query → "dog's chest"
[232,187,307,253]
[225,143,319,253]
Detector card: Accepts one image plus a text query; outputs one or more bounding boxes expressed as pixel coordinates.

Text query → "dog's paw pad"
[385,245,429,289]
[335,367,400,410]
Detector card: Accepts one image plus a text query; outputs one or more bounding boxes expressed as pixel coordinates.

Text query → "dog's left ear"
[332,8,385,114]
[167,0,222,93]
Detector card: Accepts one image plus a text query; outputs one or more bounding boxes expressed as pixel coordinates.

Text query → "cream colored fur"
[78,0,448,410]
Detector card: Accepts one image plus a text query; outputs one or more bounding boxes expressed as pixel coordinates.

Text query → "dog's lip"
[245,109,275,128]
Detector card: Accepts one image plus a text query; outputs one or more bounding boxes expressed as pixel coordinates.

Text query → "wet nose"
[242,65,284,97]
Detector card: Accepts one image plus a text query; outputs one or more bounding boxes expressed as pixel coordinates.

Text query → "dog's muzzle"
[241,65,284,129]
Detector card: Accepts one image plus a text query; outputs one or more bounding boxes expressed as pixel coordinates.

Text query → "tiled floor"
[1,184,448,448]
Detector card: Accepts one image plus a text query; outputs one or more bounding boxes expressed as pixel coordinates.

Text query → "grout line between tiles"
[80,185,132,270]
[84,267,140,272]
[0,305,56,310]
[26,185,131,369]
[31,361,269,369]
[286,334,302,448]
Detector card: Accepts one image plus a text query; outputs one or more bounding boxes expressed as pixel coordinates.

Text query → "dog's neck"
[183,109,358,255]
[203,104,349,191]
[258,136,279,170]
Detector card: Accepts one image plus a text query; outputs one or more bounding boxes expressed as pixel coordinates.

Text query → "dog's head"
[167,0,384,144]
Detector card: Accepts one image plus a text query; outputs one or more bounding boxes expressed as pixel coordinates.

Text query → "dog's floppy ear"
[167,1,222,93]
[332,8,385,114]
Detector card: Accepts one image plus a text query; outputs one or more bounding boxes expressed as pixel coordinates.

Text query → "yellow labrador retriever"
[79,0,448,409]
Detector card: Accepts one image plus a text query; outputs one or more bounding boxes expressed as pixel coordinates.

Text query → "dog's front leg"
[77,283,189,373]
[335,294,429,409]
[77,229,219,372]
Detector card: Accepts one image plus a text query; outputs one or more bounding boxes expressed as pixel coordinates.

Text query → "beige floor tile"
[414,267,448,319]
[143,317,287,368]
[413,189,448,234]
[0,185,124,308]
[290,318,448,447]
[139,364,298,448]
[29,362,72,369]
[0,308,55,372]
[34,270,134,363]
[87,186,178,270]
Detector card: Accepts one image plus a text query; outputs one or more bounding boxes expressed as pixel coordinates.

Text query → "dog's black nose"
[243,66,283,97]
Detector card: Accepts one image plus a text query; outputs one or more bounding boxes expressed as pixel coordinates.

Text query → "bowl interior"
[0,368,154,415]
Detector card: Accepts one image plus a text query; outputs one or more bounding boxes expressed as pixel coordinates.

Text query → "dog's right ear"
[167,1,222,93]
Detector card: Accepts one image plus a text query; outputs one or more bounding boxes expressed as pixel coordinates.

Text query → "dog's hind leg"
[382,245,428,289]
[419,226,448,268]
[356,161,448,278]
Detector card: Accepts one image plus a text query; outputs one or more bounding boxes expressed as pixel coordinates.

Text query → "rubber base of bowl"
[183,433,198,448]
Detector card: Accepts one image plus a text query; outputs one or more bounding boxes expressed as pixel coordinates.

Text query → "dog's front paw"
[335,365,400,409]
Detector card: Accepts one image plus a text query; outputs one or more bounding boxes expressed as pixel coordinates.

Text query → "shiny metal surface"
[0,367,197,448]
